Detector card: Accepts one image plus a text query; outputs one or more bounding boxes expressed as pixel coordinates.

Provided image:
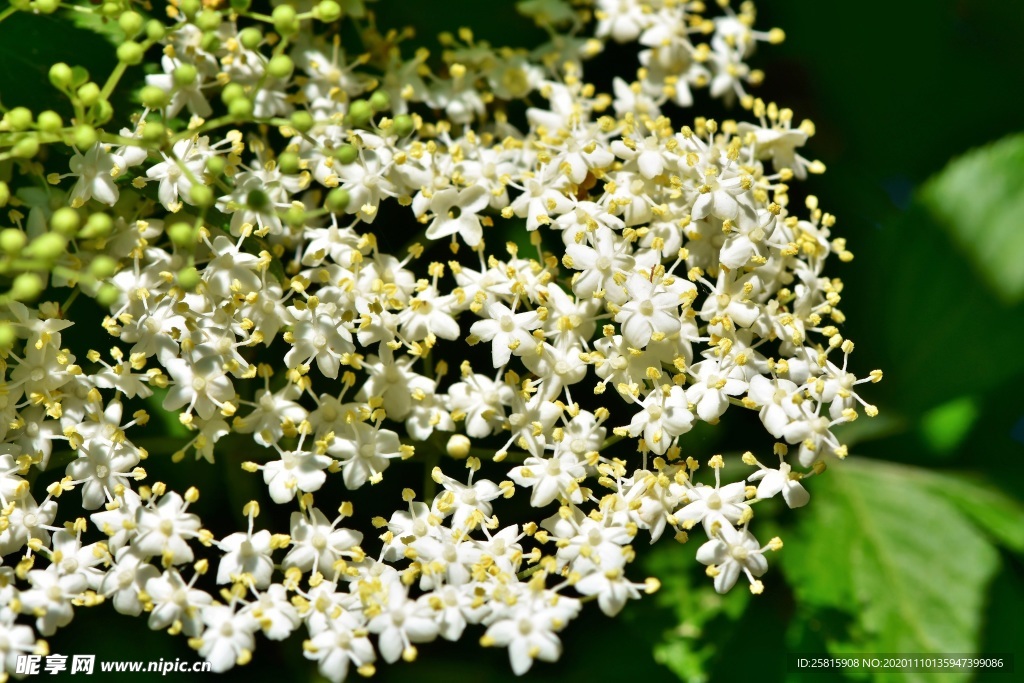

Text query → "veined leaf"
[781,459,1001,683]
[920,133,1024,305]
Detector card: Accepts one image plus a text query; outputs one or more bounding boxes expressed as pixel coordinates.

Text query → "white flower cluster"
[0,0,881,679]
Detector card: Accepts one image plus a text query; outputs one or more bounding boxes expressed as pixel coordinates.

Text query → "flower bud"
[145,19,166,41]
[0,323,15,350]
[278,152,300,175]
[36,110,63,133]
[177,266,201,291]
[80,212,113,239]
[10,273,44,302]
[221,82,246,104]
[189,185,214,208]
[239,27,262,50]
[0,228,26,253]
[347,99,373,126]
[49,62,74,89]
[24,232,66,260]
[267,54,294,80]
[196,9,221,32]
[205,156,226,177]
[316,0,342,22]
[334,144,358,164]
[369,91,390,112]
[77,82,101,106]
[50,207,81,237]
[140,85,170,109]
[73,125,97,149]
[117,41,145,66]
[180,0,201,18]
[119,10,143,37]
[325,188,350,213]
[167,222,197,248]
[88,255,118,279]
[285,205,306,228]
[392,114,415,137]
[0,183,8,208]
[173,64,198,87]
[11,137,39,159]
[35,0,59,14]
[447,435,471,459]
[228,97,254,119]
[272,5,299,36]
[96,283,120,306]
[290,110,314,133]
[6,107,33,132]
[142,121,166,143]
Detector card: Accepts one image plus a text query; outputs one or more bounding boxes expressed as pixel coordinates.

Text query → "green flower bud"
[238,27,262,50]
[200,32,220,53]
[49,62,74,89]
[369,90,391,112]
[392,114,415,137]
[7,107,33,132]
[180,0,201,18]
[77,82,101,106]
[11,137,39,159]
[221,82,246,104]
[290,110,314,133]
[88,255,118,279]
[0,182,8,208]
[267,54,294,80]
[285,205,306,228]
[0,228,26,253]
[145,19,166,41]
[272,4,299,36]
[50,207,81,237]
[73,125,97,149]
[92,99,113,125]
[117,41,145,66]
[189,185,214,208]
[167,222,196,248]
[100,2,120,17]
[173,64,197,87]
[140,84,170,109]
[119,10,144,37]
[196,9,221,32]
[278,152,300,175]
[142,121,166,143]
[246,189,269,211]
[177,266,201,291]
[36,110,63,133]
[0,324,15,350]
[80,212,113,239]
[316,0,342,22]
[347,99,373,126]
[96,283,120,307]
[34,0,60,14]
[206,155,226,177]
[24,232,66,260]
[326,188,350,212]
[334,144,358,164]
[228,97,254,119]
[10,273,44,302]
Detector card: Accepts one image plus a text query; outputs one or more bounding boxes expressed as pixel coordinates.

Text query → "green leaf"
[781,459,1001,683]
[920,133,1024,304]
[918,395,980,455]
[643,541,751,682]
[917,472,1024,554]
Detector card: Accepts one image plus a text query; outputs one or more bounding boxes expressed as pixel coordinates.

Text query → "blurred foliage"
[3,0,1023,680]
